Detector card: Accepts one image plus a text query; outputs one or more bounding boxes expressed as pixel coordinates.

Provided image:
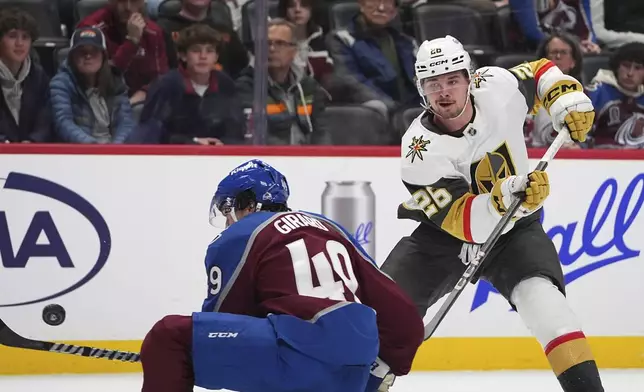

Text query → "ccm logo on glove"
[542,81,581,111]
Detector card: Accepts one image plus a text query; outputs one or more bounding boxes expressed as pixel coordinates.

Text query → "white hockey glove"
[541,80,595,142]
[489,171,550,219]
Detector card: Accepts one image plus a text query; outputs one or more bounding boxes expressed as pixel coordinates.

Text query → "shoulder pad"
[471,66,522,95]
[401,118,467,186]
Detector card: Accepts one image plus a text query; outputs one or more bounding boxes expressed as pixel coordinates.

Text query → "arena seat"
[0,0,68,44]
[412,4,493,48]
[74,0,108,24]
[402,107,423,131]
[241,0,279,46]
[157,0,182,17]
[582,54,610,84]
[320,105,388,145]
[493,53,535,69]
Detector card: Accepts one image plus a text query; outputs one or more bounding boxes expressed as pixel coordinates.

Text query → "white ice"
[0,370,643,392]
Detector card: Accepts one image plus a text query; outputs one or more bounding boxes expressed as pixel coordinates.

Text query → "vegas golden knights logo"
[469,142,517,194]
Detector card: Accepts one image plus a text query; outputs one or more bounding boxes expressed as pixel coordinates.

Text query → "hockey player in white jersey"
[381,36,604,392]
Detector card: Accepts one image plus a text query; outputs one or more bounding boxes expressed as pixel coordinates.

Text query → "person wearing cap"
[77,0,169,105]
[0,7,52,143]
[585,42,644,148]
[50,26,135,144]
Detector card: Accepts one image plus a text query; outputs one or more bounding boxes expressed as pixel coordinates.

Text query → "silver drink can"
[321,181,376,259]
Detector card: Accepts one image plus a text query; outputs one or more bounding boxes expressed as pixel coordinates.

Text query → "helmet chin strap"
[230,207,239,223]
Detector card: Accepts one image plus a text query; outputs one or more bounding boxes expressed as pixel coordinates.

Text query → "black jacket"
[136,68,244,144]
[0,61,52,143]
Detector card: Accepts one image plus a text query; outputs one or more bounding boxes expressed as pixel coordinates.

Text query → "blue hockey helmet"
[209,159,290,227]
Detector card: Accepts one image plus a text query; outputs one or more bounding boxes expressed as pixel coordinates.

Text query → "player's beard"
[432,96,468,119]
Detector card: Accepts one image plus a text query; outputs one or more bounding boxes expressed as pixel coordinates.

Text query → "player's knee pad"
[510,276,581,349]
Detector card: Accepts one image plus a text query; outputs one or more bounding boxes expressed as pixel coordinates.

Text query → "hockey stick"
[0,317,141,362]
[423,129,571,340]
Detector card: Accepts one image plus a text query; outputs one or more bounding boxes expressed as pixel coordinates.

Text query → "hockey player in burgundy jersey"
[139,159,424,392]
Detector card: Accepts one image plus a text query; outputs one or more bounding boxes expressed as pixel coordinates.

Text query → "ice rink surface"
[0,369,643,392]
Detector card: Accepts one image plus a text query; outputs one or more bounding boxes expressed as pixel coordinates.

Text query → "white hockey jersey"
[398,62,556,244]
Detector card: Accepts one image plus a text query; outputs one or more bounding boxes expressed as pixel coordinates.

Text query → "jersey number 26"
[286,238,360,303]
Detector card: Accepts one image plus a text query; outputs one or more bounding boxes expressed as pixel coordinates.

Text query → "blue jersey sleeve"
[201,212,278,313]
[201,231,253,312]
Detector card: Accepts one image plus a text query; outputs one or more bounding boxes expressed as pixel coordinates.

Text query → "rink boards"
[0,145,643,375]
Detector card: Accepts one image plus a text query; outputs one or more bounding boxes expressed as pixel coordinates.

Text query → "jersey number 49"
[286,238,361,303]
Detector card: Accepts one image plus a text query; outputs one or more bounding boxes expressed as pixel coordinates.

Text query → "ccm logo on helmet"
[429,60,449,67]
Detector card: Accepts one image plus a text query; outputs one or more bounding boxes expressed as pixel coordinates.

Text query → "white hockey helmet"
[415,35,472,106]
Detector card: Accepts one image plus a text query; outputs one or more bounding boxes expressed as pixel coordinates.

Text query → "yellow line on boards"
[412,336,644,371]
[0,337,642,375]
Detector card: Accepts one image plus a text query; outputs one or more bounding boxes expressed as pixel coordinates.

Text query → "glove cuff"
[541,79,584,113]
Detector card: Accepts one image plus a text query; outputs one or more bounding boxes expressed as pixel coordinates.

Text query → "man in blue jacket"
[326,0,418,141]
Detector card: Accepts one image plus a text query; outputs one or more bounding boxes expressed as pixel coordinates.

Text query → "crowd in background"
[0,0,643,148]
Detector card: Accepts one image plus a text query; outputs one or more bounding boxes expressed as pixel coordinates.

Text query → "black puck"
[42,304,66,326]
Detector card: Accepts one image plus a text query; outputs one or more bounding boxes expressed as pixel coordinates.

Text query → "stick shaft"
[423,130,569,340]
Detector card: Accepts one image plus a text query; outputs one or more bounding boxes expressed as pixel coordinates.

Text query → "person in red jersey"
[139,159,424,392]
[77,0,169,104]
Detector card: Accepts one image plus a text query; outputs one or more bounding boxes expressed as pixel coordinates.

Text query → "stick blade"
[0,318,47,350]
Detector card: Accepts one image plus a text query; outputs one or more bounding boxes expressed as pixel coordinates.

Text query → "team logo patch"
[472,69,492,88]
[469,141,517,194]
[405,135,430,163]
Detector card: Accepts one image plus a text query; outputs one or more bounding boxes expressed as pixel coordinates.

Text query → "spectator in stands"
[50,27,135,144]
[326,0,417,141]
[236,19,330,145]
[586,42,644,148]
[529,32,584,147]
[590,0,644,49]
[277,0,333,87]
[509,0,601,54]
[157,0,248,79]
[0,8,51,143]
[136,24,244,145]
[78,0,169,104]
